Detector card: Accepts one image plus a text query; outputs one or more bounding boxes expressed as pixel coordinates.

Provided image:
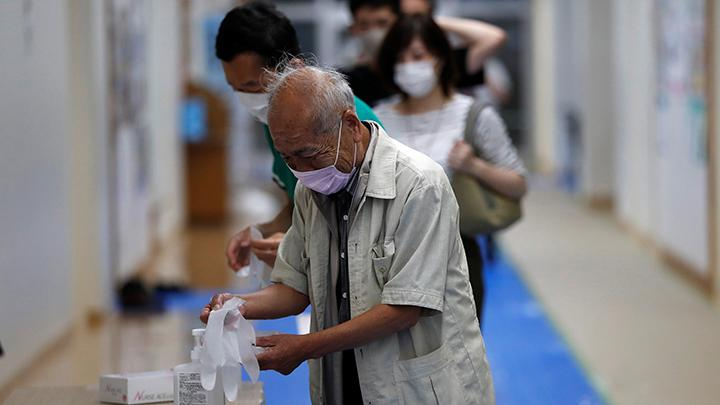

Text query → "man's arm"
[255,304,421,375]
[241,284,309,320]
[200,284,309,323]
[226,200,293,270]
[256,200,293,237]
[304,304,420,357]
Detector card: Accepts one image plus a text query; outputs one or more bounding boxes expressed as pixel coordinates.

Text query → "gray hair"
[266,58,355,137]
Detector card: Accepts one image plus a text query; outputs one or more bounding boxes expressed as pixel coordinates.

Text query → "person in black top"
[341,0,506,105]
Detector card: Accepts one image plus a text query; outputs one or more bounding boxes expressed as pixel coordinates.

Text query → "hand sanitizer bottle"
[174,328,224,405]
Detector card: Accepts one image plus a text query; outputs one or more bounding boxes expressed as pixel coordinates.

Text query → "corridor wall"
[612,0,658,238]
[0,0,187,390]
[530,0,558,173]
[0,0,75,389]
[534,0,718,293]
[612,0,713,286]
[147,0,186,245]
[531,0,614,198]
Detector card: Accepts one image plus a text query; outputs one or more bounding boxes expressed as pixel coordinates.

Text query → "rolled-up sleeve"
[380,183,456,314]
[270,192,309,296]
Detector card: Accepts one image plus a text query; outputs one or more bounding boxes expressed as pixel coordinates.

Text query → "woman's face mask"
[237,91,270,124]
[393,59,438,98]
[289,119,358,195]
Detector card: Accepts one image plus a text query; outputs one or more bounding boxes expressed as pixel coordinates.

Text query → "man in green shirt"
[215,2,381,270]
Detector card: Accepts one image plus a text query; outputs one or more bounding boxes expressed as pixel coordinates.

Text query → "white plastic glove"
[200,297,260,401]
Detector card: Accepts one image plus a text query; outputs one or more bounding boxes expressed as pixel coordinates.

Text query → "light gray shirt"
[271,121,495,404]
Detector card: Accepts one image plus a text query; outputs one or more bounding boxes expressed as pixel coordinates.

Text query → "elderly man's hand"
[251,232,285,267]
[255,334,310,375]
[199,292,245,324]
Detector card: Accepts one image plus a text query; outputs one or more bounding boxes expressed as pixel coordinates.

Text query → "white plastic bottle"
[174,328,224,405]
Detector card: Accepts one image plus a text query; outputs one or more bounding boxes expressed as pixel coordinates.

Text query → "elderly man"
[201,65,494,404]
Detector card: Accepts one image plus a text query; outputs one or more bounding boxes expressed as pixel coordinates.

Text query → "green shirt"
[262,96,382,202]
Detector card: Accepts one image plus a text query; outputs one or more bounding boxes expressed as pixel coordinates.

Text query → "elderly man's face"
[268,92,359,174]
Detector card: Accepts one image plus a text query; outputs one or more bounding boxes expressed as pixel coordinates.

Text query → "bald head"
[264,63,370,176]
[267,65,355,138]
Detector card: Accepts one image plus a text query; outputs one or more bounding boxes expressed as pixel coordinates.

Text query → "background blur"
[1,0,720,404]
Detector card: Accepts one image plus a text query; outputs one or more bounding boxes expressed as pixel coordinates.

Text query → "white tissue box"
[99,370,174,404]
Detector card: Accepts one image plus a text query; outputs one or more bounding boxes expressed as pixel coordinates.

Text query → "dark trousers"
[461,234,485,329]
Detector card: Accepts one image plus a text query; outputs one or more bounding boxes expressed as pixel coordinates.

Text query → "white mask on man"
[359,28,387,58]
[393,60,438,98]
[237,91,270,124]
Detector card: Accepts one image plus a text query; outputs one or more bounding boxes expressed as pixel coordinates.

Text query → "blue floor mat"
[156,244,606,405]
[481,238,606,405]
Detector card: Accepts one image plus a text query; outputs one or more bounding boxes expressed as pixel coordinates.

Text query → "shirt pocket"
[392,343,466,405]
[371,238,395,286]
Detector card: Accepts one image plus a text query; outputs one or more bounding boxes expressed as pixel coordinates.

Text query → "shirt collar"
[362,121,397,200]
[316,120,397,205]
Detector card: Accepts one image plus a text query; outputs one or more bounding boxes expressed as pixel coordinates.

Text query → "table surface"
[4,384,264,405]
[4,386,140,405]
[3,312,307,405]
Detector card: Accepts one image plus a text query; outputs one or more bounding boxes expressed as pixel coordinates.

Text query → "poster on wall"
[108,0,151,282]
[655,0,710,275]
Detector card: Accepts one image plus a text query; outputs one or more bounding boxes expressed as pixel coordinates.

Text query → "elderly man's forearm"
[302,304,421,360]
[241,283,309,320]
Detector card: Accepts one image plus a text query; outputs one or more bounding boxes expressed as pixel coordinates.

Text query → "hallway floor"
[3,183,720,404]
[501,181,720,405]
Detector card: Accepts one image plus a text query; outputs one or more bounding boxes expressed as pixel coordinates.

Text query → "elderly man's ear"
[342,110,364,143]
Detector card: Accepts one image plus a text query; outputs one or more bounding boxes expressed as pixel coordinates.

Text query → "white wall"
[612,0,657,236]
[0,0,74,388]
[550,0,614,198]
[530,0,558,173]
[533,0,715,277]
[0,0,187,388]
[580,0,614,198]
[552,0,583,184]
[147,0,186,243]
[612,0,710,275]
[713,0,720,301]
[188,0,232,84]
[653,0,710,274]
[67,0,114,321]
[114,0,187,280]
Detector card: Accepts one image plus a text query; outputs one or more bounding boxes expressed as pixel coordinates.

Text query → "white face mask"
[394,60,438,98]
[289,119,357,195]
[237,91,270,124]
[359,28,387,58]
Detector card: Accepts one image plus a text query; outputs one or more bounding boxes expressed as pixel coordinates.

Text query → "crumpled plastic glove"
[236,226,273,288]
[200,297,260,401]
